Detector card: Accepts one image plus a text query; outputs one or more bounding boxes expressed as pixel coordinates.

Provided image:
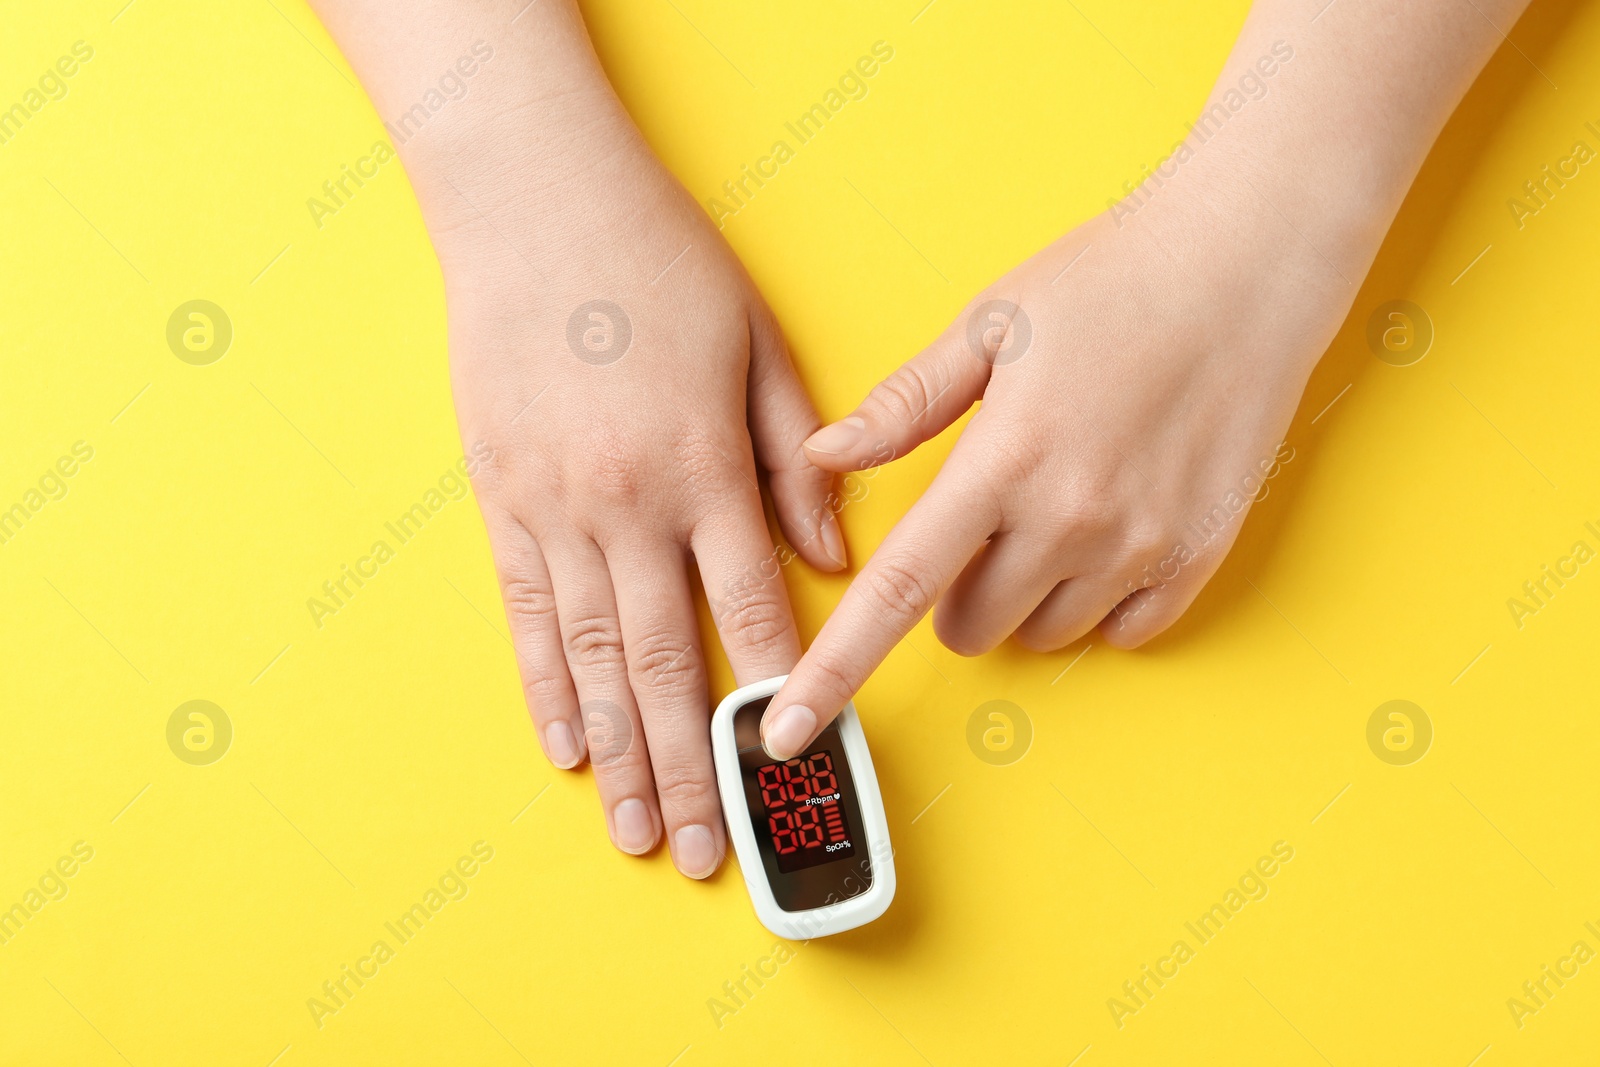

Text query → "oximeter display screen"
[732,698,873,910]
[753,749,856,873]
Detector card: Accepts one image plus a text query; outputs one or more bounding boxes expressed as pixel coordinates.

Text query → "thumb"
[746,303,849,573]
[802,299,1010,473]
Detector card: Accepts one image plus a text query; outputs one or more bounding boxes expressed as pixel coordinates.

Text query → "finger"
[801,304,998,474]
[482,510,585,770]
[690,474,803,687]
[931,530,1063,656]
[545,537,662,857]
[1099,556,1218,649]
[611,544,726,879]
[762,466,1001,759]
[746,305,846,573]
[1015,573,1141,652]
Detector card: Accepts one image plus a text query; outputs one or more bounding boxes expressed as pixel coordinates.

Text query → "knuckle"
[717,584,791,656]
[864,367,938,427]
[562,612,627,672]
[501,577,558,628]
[654,769,717,809]
[1119,518,1171,563]
[857,558,940,625]
[627,631,699,692]
[672,427,751,493]
[467,438,509,495]
[804,655,860,708]
[521,670,568,709]
[1054,493,1119,543]
[986,421,1048,481]
[574,425,646,504]
[592,738,651,775]
[987,449,1033,488]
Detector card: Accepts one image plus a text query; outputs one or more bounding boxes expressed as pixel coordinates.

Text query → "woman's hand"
[759,0,1533,758]
[308,0,843,877]
[444,146,841,877]
[759,193,1341,759]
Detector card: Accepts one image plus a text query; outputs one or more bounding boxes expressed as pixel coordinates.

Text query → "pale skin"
[760,0,1538,760]
[310,0,845,879]
[309,0,1533,874]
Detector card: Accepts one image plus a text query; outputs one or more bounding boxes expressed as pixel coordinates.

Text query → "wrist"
[1127,126,1391,292]
[1093,158,1361,384]
[313,0,652,273]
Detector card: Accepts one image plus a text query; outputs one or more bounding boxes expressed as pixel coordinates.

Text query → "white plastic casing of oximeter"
[711,675,895,939]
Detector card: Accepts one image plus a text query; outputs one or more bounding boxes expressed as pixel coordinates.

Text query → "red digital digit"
[768,809,799,855]
[786,759,806,803]
[794,806,824,849]
[757,764,787,809]
[809,752,838,796]
[753,747,855,873]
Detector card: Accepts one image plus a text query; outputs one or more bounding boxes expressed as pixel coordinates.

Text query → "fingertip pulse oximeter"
[711,676,895,939]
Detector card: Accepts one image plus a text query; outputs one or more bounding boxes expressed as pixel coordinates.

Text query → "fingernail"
[805,416,865,456]
[613,798,656,854]
[763,705,816,760]
[819,511,847,570]
[545,721,581,769]
[674,824,720,878]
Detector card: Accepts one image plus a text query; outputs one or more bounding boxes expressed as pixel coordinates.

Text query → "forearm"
[306,0,668,282]
[1130,0,1533,291]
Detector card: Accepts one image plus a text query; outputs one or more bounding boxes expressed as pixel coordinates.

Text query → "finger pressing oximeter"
[711,676,895,939]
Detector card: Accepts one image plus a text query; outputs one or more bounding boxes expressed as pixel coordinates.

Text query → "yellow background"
[3,0,1598,1063]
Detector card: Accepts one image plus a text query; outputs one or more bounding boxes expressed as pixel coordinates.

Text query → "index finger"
[760,466,998,759]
